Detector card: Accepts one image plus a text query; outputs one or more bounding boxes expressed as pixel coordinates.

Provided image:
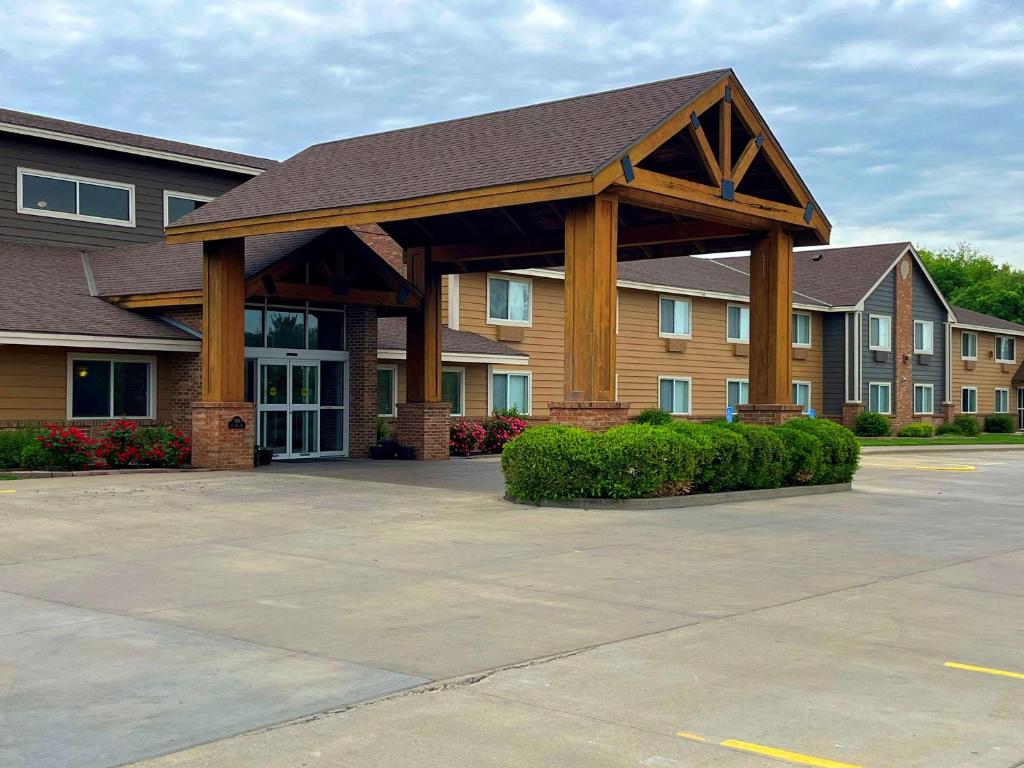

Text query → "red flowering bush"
[449,419,486,456]
[95,420,142,468]
[37,425,95,470]
[137,426,192,468]
[483,412,529,454]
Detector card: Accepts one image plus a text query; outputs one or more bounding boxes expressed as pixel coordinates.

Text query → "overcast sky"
[2,0,1021,263]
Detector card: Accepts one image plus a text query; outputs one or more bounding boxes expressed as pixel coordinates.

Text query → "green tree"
[917,243,1024,325]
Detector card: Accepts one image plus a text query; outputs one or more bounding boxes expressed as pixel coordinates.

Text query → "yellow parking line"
[860,462,975,471]
[945,661,1024,680]
[677,732,863,767]
[0,489,15,494]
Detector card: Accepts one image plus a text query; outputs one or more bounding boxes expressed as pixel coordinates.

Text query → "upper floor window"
[165,191,215,226]
[792,312,811,347]
[995,335,1016,363]
[659,297,691,337]
[727,304,749,343]
[487,275,531,325]
[961,331,977,360]
[868,314,891,351]
[18,168,134,227]
[914,320,934,354]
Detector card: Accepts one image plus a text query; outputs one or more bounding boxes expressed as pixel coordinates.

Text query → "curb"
[506,482,853,510]
[2,468,203,479]
[860,444,1024,455]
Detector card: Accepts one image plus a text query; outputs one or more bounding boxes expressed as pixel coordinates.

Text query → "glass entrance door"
[257,359,321,459]
[290,361,319,458]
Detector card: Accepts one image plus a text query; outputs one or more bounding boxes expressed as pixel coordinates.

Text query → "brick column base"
[841,402,865,429]
[737,403,804,426]
[548,401,631,432]
[397,402,451,460]
[941,402,956,424]
[191,402,255,470]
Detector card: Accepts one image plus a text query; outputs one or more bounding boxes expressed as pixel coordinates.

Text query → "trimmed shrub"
[483,412,528,453]
[0,428,39,469]
[953,413,981,436]
[936,422,961,436]
[775,426,822,485]
[782,418,860,484]
[898,422,934,438]
[95,420,142,469]
[853,411,892,437]
[667,421,750,493]
[633,408,673,426]
[597,425,697,498]
[501,425,602,501]
[18,443,48,470]
[38,425,95,470]
[984,414,1015,434]
[722,423,787,489]
[449,419,486,456]
[136,427,192,468]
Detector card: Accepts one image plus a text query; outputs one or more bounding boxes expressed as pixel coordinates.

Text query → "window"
[792,313,811,347]
[68,356,154,419]
[492,372,531,414]
[377,367,397,417]
[18,168,134,226]
[487,275,531,325]
[914,320,934,354]
[961,387,978,414]
[658,377,691,415]
[869,315,891,351]
[914,384,934,415]
[995,388,1009,413]
[659,297,692,337]
[726,379,749,410]
[245,305,345,351]
[961,331,977,360]
[996,335,1016,363]
[244,308,264,346]
[727,304,749,342]
[164,191,215,226]
[442,368,464,417]
[869,382,891,414]
[792,381,811,414]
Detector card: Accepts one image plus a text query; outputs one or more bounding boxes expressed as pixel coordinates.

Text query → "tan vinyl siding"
[951,328,1019,414]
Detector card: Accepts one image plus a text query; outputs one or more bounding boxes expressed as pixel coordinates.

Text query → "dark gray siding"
[822,312,845,416]
[862,268,896,403]
[0,133,251,249]
[912,268,947,410]
[847,312,858,401]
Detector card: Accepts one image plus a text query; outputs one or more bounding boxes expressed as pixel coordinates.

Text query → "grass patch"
[0,473,19,481]
[859,433,1024,447]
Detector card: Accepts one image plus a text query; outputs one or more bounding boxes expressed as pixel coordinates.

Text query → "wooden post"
[563,194,618,402]
[201,237,246,402]
[405,246,441,403]
[749,226,793,404]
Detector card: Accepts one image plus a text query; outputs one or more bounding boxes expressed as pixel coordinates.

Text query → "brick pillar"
[397,402,451,459]
[346,306,378,458]
[842,402,865,429]
[893,253,914,430]
[168,351,201,436]
[548,401,631,431]
[736,403,804,426]
[941,401,956,423]
[191,402,255,470]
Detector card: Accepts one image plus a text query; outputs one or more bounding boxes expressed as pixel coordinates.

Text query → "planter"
[369,445,392,460]
[257,448,274,466]
[397,445,417,460]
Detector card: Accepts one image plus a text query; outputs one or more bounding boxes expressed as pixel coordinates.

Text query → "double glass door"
[258,360,320,459]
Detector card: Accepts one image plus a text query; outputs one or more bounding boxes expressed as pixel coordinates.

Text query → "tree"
[917,243,1024,325]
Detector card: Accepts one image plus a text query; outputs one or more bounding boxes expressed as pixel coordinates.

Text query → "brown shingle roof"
[952,305,1024,334]
[174,69,731,228]
[377,317,525,359]
[0,240,196,340]
[0,108,277,172]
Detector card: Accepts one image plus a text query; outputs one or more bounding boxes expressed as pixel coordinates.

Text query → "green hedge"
[502,418,860,501]
[898,422,934,438]
[984,414,1015,434]
[0,428,40,469]
[853,411,891,437]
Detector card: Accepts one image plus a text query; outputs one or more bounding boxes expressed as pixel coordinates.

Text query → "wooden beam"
[687,113,722,187]
[404,247,442,403]
[563,194,618,402]
[249,281,421,309]
[748,226,793,404]
[201,238,246,403]
[731,135,762,186]
[719,94,732,180]
[106,289,202,308]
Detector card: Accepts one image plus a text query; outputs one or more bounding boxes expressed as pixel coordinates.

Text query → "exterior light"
[77,367,89,378]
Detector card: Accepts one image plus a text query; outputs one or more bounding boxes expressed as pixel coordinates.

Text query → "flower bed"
[500,418,860,502]
[449,410,528,456]
[0,421,191,471]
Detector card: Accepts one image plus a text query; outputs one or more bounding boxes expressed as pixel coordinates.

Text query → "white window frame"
[995,388,1010,414]
[995,335,1016,364]
[658,295,692,339]
[163,190,216,227]
[961,386,978,414]
[18,167,136,227]
[868,381,892,414]
[792,380,812,414]
[961,331,978,361]
[792,312,812,348]
[913,320,934,355]
[376,365,398,418]
[725,378,749,410]
[490,370,532,415]
[66,352,156,420]
[913,383,934,416]
[726,303,750,343]
[486,274,532,327]
[441,366,466,417]
[868,314,892,352]
[658,376,692,416]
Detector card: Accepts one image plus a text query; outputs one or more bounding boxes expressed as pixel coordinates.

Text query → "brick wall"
[735,403,804,426]
[397,401,451,459]
[167,351,201,435]
[893,254,914,430]
[191,401,254,470]
[548,401,631,431]
[347,306,378,458]
[160,305,203,333]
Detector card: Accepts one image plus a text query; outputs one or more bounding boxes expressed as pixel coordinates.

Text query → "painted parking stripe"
[677,732,863,767]
[860,462,975,471]
[0,489,15,494]
[945,661,1024,680]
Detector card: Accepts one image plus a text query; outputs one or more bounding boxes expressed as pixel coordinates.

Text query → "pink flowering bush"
[483,411,529,454]
[95,420,142,468]
[138,426,192,468]
[449,419,486,456]
[38,425,95,470]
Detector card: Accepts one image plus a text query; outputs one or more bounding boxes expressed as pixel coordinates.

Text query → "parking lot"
[1,450,1022,767]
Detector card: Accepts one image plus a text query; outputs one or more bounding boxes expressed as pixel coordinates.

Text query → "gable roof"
[377,318,526,361]
[171,69,732,229]
[0,107,277,174]
[952,305,1024,335]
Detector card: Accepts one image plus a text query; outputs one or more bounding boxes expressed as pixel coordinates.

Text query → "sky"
[2,0,1022,263]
